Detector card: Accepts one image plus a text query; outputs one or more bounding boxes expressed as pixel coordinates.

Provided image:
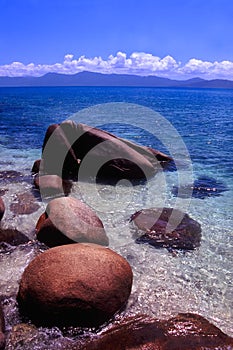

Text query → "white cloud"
[0,52,233,80]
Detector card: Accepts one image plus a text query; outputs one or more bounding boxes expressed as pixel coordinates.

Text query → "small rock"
[0,303,5,350]
[6,323,38,350]
[0,189,8,196]
[10,192,40,215]
[36,196,108,247]
[0,228,29,246]
[0,198,5,221]
[34,174,72,197]
[17,243,133,327]
[131,207,201,250]
[31,159,41,174]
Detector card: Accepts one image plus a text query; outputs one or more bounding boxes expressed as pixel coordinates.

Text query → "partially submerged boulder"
[131,207,201,250]
[36,196,109,247]
[39,121,172,181]
[17,243,133,327]
[68,313,233,350]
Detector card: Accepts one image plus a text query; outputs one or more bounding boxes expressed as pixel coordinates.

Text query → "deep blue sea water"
[0,86,232,346]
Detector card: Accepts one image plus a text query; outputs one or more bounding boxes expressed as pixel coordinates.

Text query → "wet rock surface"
[5,323,38,350]
[40,121,172,181]
[33,174,72,197]
[10,192,40,215]
[0,171,31,185]
[172,176,228,199]
[0,190,8,197]
[0,303,5,350]
[0,228,30,246]
[64,313,233,350]
[36,196,108,247]
[31,159,41,174]
[17,243,133,327]
[0,198,5,221]
[131,207,202,250]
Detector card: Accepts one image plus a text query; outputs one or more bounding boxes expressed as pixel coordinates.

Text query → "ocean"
[0,86,232,347]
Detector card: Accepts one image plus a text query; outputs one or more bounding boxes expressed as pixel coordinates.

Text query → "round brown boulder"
[17,243,133,327]
[0,197,5,221]
[36,196,109,247]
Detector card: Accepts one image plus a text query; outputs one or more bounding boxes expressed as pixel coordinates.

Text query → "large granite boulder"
[36,196,108,247]
[17,243,133,327]
[67,313,233,350]
[0,197,5,221]
[131,207,201,250]
[0,303,5,350]
[39,121,172,181]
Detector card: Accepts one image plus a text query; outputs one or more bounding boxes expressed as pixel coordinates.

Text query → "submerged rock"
[10,192,40,215]
[0,171,31,184]
[17,243,133,327]
[172,176,228,199]
[36,196,108,247]
[0,190,8,196]
[6,323,39,350]
[39,121,172,181]
[131,207,201,250]
[0,228,29,246]
[0,303,5,350]
[0,197,5,221]
[67,313,233,350]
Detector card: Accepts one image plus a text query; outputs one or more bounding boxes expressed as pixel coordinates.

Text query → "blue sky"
[0,0,233,79]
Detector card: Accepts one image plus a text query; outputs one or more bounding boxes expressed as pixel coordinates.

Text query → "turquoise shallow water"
[0,86,232,346]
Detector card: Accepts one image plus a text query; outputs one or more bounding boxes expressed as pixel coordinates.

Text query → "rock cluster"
[1,121,232,350]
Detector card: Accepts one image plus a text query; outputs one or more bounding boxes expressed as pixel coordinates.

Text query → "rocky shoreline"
[0,122,232,349]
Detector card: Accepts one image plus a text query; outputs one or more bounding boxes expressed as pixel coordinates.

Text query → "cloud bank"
[0,52,233,80]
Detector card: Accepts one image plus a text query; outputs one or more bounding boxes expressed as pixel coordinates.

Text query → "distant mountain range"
[0,71,233,88]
